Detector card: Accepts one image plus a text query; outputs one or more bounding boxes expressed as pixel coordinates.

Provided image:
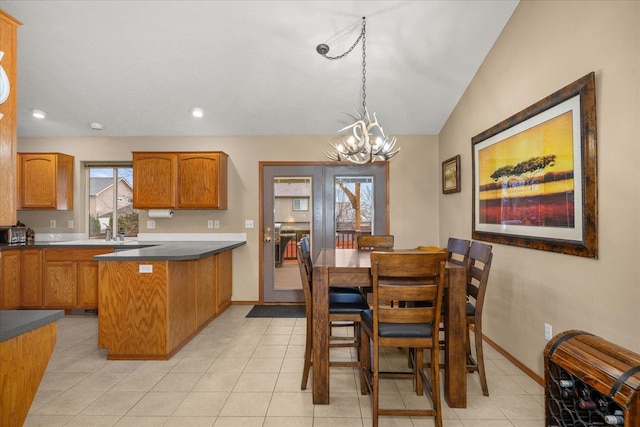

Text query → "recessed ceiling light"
[32,109,47,119]
[90,122,104,130]
[191,107,204,118]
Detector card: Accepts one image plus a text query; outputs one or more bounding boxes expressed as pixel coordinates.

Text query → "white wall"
[18,134,439,302]
[439,0,640,376]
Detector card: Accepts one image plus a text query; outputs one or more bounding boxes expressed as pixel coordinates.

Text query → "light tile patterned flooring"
[25,305,545,426]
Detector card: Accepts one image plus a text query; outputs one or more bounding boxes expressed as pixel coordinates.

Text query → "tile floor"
[25,305,545,426]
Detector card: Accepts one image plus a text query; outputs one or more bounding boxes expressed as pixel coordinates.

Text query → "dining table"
[312,248,468,408]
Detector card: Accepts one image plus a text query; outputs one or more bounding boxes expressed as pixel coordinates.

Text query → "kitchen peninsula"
[95,240,245,360]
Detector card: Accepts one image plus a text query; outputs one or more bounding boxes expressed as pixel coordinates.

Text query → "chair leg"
[360,330,370,395]
[431,345,443,427]
[301,321,312,390]
[372,340,380,427]
[415,348,423,396]
[474,322,489,396]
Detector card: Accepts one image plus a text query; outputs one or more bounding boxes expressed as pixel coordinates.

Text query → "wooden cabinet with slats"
[133,151,227,209]
[17,152,74,210]
[20,249,42,307]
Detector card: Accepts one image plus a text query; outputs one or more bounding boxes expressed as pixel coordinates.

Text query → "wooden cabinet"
[132,152,176,208]
[20,249,42,307]
[196,255,217,329]
[0,12,21,226]
[17,152,74,210]
[0,250,20,309]
[43,248,113,309]
[133,151,227,209]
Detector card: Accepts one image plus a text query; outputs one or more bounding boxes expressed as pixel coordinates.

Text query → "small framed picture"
[442,155,461,194]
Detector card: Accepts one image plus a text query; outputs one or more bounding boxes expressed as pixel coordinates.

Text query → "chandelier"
[317,17,400,164]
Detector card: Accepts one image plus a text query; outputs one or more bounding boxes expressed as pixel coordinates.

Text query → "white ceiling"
[2,1,518,138]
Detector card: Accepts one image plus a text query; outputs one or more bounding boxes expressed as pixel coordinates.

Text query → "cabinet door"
[177,153,227,209]
[133,152,177,208]
[77,261,100,308]
[0,251,20,309]
[18,153,57,209]
[43,261,77,307]
[20,249,43,307]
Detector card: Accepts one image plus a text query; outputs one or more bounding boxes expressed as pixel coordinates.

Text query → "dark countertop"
[0,240,246,261]
[93,240,246,261]
[0,310,64,342]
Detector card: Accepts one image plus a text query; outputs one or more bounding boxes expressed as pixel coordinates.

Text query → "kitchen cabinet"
[0,12,21,226]
[20,249,42,307]
[133,151,228,209]
[17,152,74,210]
[215,250,232,313]
[43,248,113,309]
[0,250,20,309]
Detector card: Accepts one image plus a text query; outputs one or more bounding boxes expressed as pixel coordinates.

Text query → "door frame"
[258,161,389,304]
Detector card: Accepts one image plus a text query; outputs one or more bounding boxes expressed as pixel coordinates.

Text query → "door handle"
[264,227,272,243]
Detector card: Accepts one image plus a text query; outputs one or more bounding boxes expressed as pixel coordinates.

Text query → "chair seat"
[466,301,476,316]
[330,295,369,315]
[362,309,434,338]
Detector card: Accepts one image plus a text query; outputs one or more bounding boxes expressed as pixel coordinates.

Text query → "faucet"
[105,225,112,241]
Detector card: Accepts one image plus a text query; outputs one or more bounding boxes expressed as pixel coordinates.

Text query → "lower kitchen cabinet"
[43,248,113,309]
[20,249,43,307]
[0,251,20,309]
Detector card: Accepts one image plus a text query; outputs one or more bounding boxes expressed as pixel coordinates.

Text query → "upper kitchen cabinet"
[133,151,228,209]
[132,152,177,208]
[17,152,74,210]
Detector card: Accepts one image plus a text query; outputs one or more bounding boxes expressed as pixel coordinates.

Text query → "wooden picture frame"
[442,155,461,194]
[471,72,597,258]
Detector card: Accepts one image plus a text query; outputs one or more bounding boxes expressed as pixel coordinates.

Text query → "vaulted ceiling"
[2,1,518,138]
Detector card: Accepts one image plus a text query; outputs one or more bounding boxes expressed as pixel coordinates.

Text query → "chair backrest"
[299,236,312,270]
[296,243,313,317]
[370,251,446,332]
[357,234,394,251]
[466,241,493,317]
[446,237,470,269]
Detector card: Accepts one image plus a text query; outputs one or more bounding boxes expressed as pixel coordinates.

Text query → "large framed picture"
[471,72,597,258]
[442,155,461,194]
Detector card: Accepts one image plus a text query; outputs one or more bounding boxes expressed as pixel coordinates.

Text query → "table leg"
[312,266,330,404]
[444,265,467,408]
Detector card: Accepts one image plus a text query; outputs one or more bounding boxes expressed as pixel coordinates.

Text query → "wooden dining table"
[312,248,468,408]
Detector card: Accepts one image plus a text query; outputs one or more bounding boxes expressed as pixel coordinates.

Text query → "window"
[293,198,309,211]
[86,164,138,239]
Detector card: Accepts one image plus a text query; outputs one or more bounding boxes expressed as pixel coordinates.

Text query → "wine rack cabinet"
[545,330,640,426]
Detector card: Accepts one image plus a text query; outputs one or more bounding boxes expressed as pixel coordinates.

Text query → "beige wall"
[439,0,640,376]
[17,134,439,302]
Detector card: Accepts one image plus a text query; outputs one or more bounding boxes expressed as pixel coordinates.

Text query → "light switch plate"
[68,220,74,229]
[50,219,56,228]
[214,220,220,229]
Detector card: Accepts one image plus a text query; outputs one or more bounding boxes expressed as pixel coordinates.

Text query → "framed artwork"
[442,155,461,194]
[471,72,597,258]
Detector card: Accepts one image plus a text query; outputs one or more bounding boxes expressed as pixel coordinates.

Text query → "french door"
[260,162,388,303]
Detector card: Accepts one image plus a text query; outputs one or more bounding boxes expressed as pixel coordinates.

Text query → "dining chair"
[359,251,447,427]
[447,237,470,268]
[356,234,394,251]
[297,244,369,390]
[464,240,493,396]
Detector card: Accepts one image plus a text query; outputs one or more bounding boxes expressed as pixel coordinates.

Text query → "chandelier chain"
[361,21,366,115]
[319,17,366,61]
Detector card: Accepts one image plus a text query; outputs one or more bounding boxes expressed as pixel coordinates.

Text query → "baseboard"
[231,301,259,305]
[475,326,544,386]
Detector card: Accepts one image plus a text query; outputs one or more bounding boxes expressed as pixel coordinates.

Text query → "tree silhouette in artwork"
[490,155,557,187]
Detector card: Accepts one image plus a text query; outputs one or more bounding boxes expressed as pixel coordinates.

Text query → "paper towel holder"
[148,209,174,219]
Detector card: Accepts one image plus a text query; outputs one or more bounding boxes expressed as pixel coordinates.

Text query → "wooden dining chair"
[464,240,493,396]
[447,237,470,268]
[356,234,394,251]
[298,244,369,390]
[359,251,447,427]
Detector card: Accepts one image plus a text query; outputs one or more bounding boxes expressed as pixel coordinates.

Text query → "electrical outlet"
[214,220,220,229]
[207,220,214,229]
[68,220,74,229]
[245,219,254,229]
[147,220,156,229]
[545,323,553,341]
[139,264,153,273]
[50,219,56,228]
